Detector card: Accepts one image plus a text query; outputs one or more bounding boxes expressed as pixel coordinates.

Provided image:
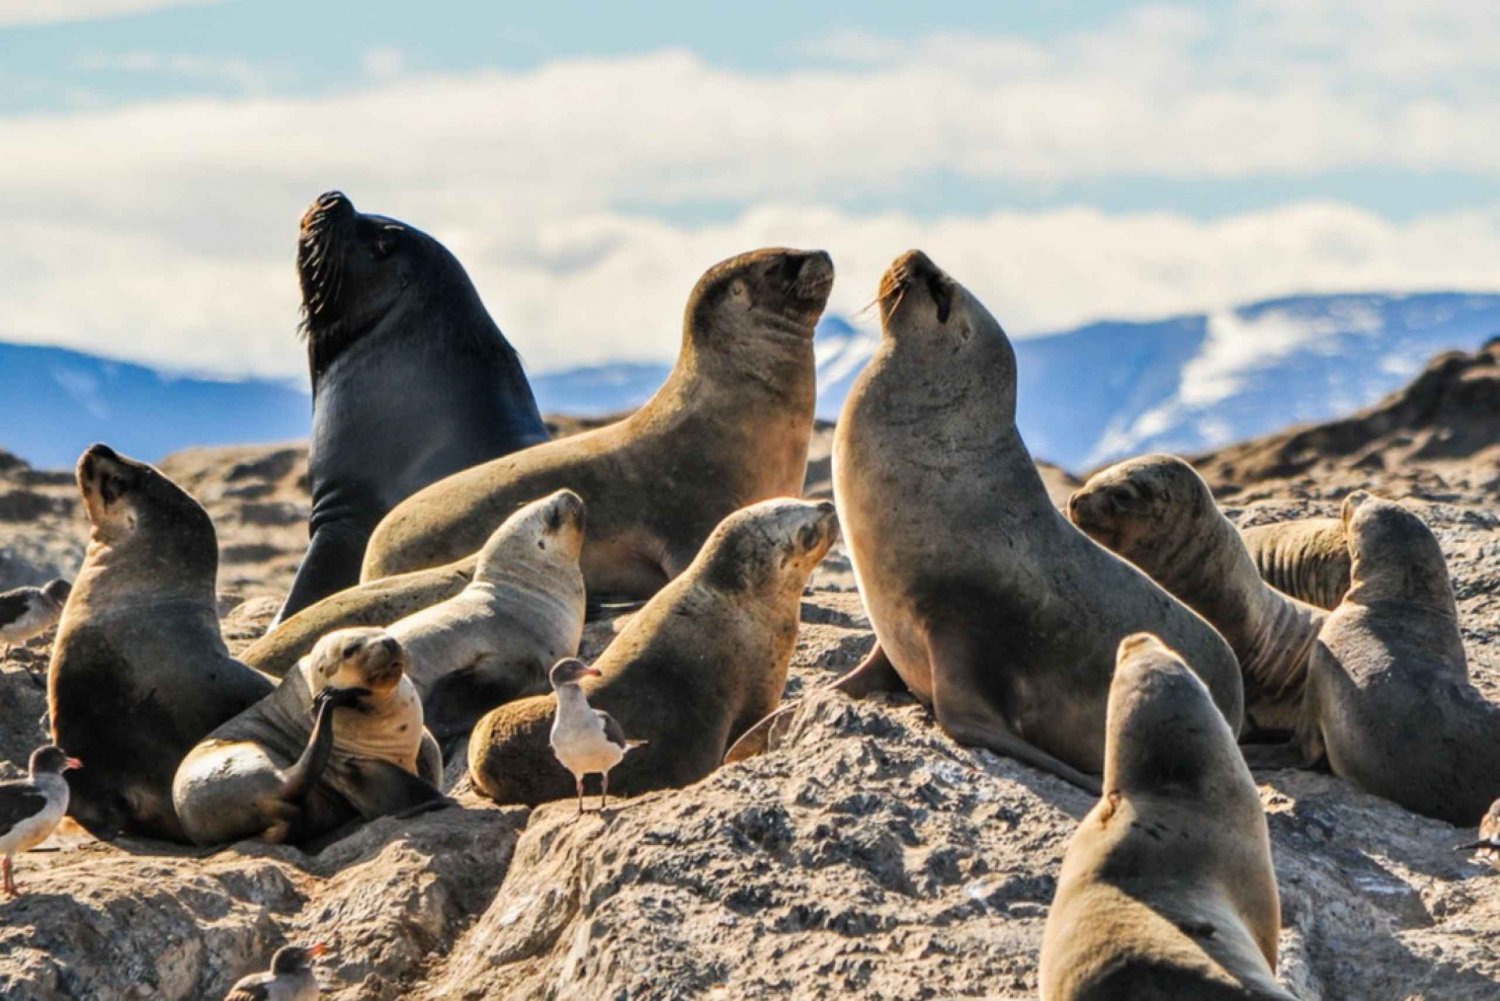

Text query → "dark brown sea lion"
[275,191,548,624]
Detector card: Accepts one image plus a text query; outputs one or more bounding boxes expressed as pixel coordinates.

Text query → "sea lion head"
[1067,455,1211,555]
[877,250,1017,416]
[307,626,410,699]
[76,444,217,571]
[297,191,474,380]
[685,247,833,363]
[1341,491,1453,608]
[702,498,839,595]
[1104,633,1242,800]
[474,489,587,581]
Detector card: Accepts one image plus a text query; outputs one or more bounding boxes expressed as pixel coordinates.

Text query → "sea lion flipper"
[926,625,1103,795]
[277,689,351,804]
[338,759,446,821]
[723,642,908,764]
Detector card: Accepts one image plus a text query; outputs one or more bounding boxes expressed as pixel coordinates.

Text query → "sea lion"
[47,445,273,841]
[1297,492,1497,824]
[732,252,1242,790]
[1067,455,1326,733]
[173,627,441,846]
[245,491,588,741]
[1240,518,1350,610]
[387,489,587,747]
[362,247,833,604]
[468,497,838,806]
[244,559,476,679]
[1038,634,1293,1001]
[275,191,549,624]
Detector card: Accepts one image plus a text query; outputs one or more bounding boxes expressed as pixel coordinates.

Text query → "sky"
[1,0,1498,380]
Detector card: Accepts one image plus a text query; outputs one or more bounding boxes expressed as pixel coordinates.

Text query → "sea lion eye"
[1108,486,1135,510]
[342,640,360,659]
[729,279,749,300]
[928,276,952,324]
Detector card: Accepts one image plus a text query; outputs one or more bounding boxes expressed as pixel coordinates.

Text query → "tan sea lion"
[243,559,476,679]
[361,247,833,603]
[173,627,442,846]
[732,252,1242,790]
[48,445,273,841]
[1298,492,1496,824]
[387,489,587,746]
[1240,518,1350,610]
[468,498,838,805]
[1039,634,1293,1001]
[1067,455,1326,733]
[244,490,588,748]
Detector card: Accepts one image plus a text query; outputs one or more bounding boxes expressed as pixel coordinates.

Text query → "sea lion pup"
[48,444,273,841]
[732,252,1242,790]
[245,490,588,735]
[174,628,442,847]
[1067,455,1326,733]
[1240,518,1350,610]
[362,247,833,604]
[468,498,838,805]
[1298,492,1498,825]
[1039,634,1293,1001]
[275,191,549,624]
[387,490,587,747]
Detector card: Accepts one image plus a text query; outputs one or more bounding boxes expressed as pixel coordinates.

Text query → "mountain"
[0,342,310,469]
[3,291,1498,470]
[811,291,1500,471]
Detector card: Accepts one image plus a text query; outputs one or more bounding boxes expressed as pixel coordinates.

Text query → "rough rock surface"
[1,356,1498,999]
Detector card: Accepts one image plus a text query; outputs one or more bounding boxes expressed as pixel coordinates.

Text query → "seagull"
[1,744,81,897]
[0,579,71,660]
[1460,798,1500,868]
[224,943,329,1000]
[548,658,646,815]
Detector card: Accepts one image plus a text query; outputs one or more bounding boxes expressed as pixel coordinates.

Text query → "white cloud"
[0,1,1497,381]
[0,0,222,28]
[361,46,405,80]
[5,200,1499,383]
[74,50,269,92]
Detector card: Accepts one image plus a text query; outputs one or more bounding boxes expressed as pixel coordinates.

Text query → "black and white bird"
[0,579,71,659]
[1460,798,1500,869]
[1,744,81,897]
[224,943,329,1000]
[548,658,646,815]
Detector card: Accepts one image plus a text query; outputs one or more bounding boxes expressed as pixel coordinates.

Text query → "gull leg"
[576,775,585,817]
[601,771,609,813]
[3,856,16,898]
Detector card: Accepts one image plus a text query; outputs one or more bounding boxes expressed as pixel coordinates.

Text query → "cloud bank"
[0,1,1496,379]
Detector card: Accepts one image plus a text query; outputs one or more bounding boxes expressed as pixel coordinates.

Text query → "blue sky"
[2,0,1497,378]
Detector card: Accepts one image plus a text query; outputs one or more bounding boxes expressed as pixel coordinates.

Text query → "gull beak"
[65,757,83,771]
[309,942,331,958]
[583,667,603,677]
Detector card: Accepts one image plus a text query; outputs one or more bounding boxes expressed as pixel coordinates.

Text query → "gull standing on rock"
[549,658,646,815]
[0,744,81,897]
[224,943,329,1000]
[0,579,70,659]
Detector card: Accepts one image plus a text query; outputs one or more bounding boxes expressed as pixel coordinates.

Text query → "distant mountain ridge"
[3,290,1497,470]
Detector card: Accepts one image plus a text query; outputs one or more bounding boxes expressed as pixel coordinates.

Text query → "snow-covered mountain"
[3,291,1497,470]
[812,292,1500,470]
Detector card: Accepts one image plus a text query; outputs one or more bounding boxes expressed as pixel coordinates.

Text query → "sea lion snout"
[799,500,840,552]
[545,489,587,534]
[302,190,353,233]
[785,250,834,301]
[77,443,135,509]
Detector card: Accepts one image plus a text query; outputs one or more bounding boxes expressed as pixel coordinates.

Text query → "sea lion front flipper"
[279,686,366,803]
[417,729,444,787]
[723,642,909,764]
[925,624,1103,795]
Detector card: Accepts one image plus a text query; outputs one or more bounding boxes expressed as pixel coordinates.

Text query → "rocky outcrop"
[1,352,1498,998]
